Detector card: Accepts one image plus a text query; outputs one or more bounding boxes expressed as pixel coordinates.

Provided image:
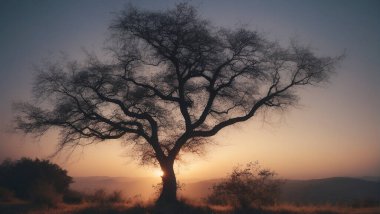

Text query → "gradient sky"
[0,0,379,180]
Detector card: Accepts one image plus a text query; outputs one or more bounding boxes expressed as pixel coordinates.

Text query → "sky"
[0,0,379,180]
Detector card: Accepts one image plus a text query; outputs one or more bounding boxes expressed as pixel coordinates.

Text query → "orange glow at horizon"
[154,169,164,177]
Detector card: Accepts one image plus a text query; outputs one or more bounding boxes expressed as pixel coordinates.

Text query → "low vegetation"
[0,200,379,214]
[207,162,282,210]
[0,158,72,207]
[1,158,379,213]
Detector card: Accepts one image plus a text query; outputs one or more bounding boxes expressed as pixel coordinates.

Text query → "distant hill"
[70,176,380,204]
[360,176,380,182]
[281,177,380,204]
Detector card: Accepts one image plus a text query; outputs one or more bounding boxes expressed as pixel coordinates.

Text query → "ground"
[1,200,379,214]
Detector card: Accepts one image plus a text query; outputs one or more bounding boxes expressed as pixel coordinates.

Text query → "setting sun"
[154,169,164,177]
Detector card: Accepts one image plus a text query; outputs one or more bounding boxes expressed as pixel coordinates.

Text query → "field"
[2,175,379,213]
[1,161,379,214]
[1,200,380,214]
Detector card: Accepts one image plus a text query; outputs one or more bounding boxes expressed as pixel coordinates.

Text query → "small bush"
[30,183,62,207]
[90,189,107,204]
[0,158,72,202]
[0,186,14,202]
[86,189,125,204]
[207,162,282,210]
[63,190,84,204]
[108,190,125,203]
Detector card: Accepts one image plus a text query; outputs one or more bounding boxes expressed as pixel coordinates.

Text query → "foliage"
[0,186,14,202]
[29,182,62,207]
[207,162,282,209]
[63,190,84,204]
[87,189,125,204]
[108,190,125,203]
[0,158,72,204]
[91,189,107,204]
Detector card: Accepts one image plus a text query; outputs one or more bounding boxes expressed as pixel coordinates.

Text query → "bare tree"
[14,4,340,204]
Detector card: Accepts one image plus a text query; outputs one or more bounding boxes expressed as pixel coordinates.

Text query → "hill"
[70,176,380,204]
[280,177,380,204]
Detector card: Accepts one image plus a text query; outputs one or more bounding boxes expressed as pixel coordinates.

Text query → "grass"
[264,204,380,214]
[1,201,379,214]
[1,189,379,214]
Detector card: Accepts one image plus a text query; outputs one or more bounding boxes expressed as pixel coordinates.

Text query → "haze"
[0,0,379,180]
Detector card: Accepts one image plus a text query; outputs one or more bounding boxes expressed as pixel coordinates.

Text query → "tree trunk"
[156,160,177,205]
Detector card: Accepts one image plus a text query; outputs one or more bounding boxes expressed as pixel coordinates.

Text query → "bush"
[30,183,62,207]
[87,189,125,204]
[0,158,72,203]
[90,189,107,204]
[63,189,123,205]
[108,190,125,203]
[63,190,84,204]
[207,162,282,209]
[0,186,14,202]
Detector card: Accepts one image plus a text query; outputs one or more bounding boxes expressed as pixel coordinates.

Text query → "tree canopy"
[14,3,340,204]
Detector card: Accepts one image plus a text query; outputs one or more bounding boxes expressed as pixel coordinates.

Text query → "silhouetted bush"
[0,186,14,202]
[63,189,84,204]
[207,162,282,210]
[30,182,62,207]
[108,190,125,203]
[0,157,72,205]
[90,189,107,204]
[86,189,125,204]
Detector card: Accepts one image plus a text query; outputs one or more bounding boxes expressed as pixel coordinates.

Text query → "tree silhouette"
[15,4,340,204]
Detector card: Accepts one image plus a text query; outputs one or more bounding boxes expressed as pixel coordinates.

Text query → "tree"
[0,158,72,201]
[207,162,282,210]
[14,4,340,205]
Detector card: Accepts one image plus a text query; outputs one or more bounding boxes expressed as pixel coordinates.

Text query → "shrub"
[207,162,282,209]
[87,189,125,204]
[108,190,125,203]
[90,189,107,204]
[63,190,84,204]
[0,158,72,203]
[0,186,14,202]
[30,182,62,207]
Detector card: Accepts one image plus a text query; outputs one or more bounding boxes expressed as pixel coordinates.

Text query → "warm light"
[154,169,164,177]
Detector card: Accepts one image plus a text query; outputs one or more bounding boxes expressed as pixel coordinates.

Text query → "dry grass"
[0,202,140,214]
[265,204,380,214]
[1,201,379,214]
